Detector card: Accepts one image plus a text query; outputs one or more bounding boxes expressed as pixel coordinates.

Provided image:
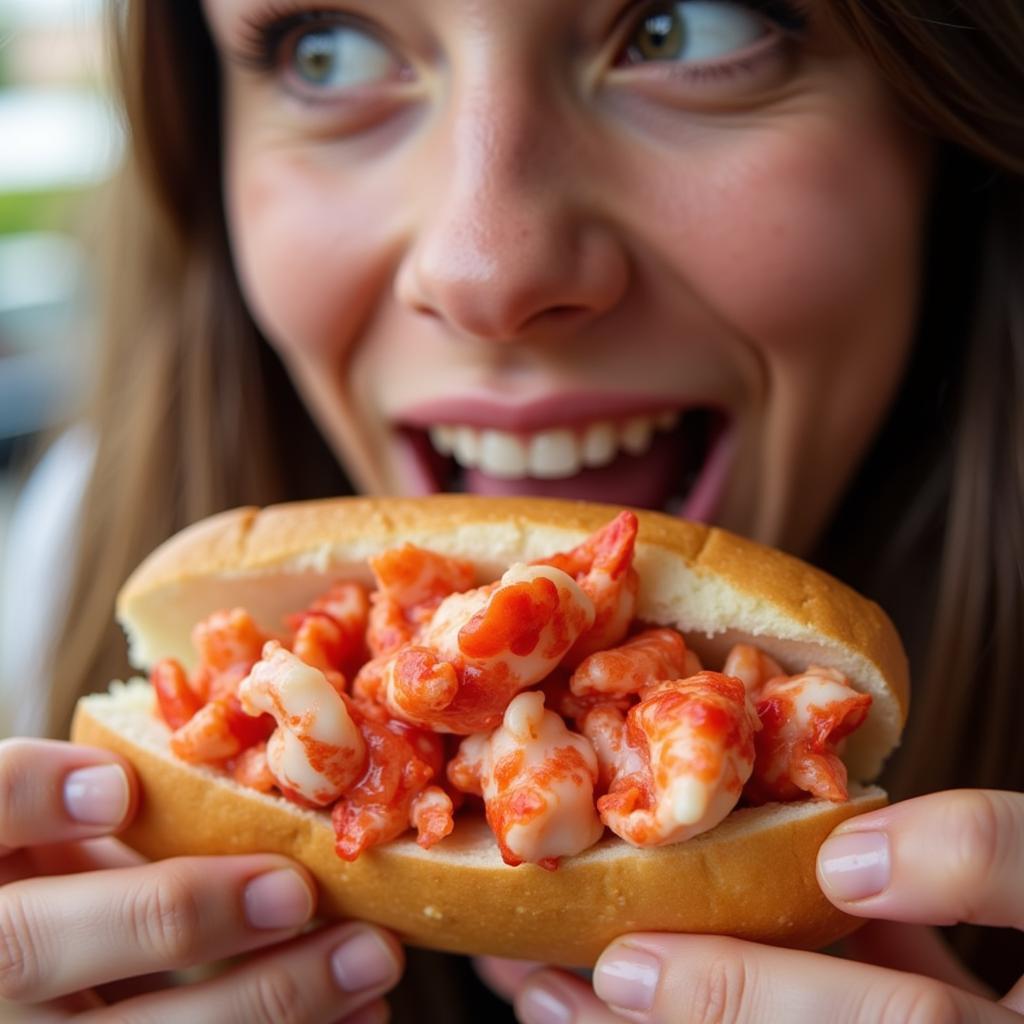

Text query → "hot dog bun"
[71,496,908,966]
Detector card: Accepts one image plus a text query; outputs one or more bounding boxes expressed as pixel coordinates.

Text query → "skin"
[5,1,1019,1020]
[201,2,1019,1017]
[207,0,931,553]
[0,739,403,1018]
[482,791,1024,1023]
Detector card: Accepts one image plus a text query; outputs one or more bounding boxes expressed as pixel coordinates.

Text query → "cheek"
[638,108,927,548]
[658,116,927,364]
[225,147,393,366]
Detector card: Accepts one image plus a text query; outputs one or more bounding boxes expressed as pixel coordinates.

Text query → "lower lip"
[393,418,734,524]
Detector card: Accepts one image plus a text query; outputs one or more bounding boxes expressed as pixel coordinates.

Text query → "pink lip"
[394,391,736,524]
[396,392,700,432]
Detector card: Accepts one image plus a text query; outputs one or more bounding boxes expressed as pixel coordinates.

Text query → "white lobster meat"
[745,666,872,804]
[239,642,367,806]
[722,642,785,696]
[382,563,595,734]
[570,628,702,701]
[535,509,639,666]
[583,671,759,847]
[448,691,604,869]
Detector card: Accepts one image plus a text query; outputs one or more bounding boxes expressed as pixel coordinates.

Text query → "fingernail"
[331,929,399,994]
[63,764,130,826]
[243,868,314,930]
[594,945,660,1013]
[818,830,891,901]
[518,977,574,1024]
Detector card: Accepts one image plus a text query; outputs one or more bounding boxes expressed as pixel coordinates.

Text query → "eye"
[285,22,397,90]
[625,2,770,64]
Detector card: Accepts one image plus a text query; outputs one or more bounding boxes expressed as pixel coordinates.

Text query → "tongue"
[464,431,682,509]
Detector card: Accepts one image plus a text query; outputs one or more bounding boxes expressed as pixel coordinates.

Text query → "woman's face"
[202,0,930,553]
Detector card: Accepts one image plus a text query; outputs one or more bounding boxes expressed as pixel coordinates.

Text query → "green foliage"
[0,188,84,236]
[0,22,11,90]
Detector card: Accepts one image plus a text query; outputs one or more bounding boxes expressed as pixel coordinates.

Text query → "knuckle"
[873,980,960,1024]
[0,891,42,1002]
[123,868,204,967]
[240,965,310,1024]
[688,946,749,1024]
[0,741,32,846]
[946,791,1007,898]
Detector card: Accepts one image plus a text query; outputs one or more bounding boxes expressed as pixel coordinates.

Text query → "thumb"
[816,789,1024,929]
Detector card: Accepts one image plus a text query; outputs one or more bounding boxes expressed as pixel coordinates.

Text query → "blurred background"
[0,0,121,718]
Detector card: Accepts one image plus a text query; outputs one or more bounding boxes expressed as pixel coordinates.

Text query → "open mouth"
[396,407,733,521]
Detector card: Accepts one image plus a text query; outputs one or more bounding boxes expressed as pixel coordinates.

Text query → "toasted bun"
[73,496,909,965]
[73,681,886,966]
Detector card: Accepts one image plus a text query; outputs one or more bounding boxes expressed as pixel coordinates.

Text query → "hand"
[0,738,404,1022]
[486,790,1024,1023]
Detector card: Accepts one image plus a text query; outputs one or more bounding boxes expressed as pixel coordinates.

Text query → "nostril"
[409,299,442,320]
[513,303,590,339]
[546,305,588,321]
[407,297,591,343]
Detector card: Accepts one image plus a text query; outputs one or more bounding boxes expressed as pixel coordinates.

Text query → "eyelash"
[615,0,810,83]
[231,0,812,80]
[234,3,370,72]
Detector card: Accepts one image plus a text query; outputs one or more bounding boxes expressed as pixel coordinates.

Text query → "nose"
[394,78,629,343]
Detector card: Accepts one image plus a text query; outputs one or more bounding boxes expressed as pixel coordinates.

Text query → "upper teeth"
[428,411,680,480]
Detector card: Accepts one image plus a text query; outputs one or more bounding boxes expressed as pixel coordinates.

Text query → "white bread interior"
[115,496,908,779]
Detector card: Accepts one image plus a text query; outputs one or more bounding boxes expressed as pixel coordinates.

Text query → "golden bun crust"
[81,497,908,962]
[117,496,908,779]
[73,682,884,967]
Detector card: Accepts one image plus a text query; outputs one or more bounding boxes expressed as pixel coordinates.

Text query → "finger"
[581,934,1019,1024]
[0,837,148,888]
[817,789,1024,929]
[41,990,107,1018]
[0,854,317,1003]
[474,956,545,1002]
[28,837,148,876]
[78,922,403,1024]
[515,969,620,1024]
[843,921,994,998]
[0,740,137,851]
[336,1000,390,1024]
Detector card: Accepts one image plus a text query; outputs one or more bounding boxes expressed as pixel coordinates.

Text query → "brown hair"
[813,0,1024,795]
[45,2,350,736]
[813,0,1024,983]
[44,0,1024,991]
